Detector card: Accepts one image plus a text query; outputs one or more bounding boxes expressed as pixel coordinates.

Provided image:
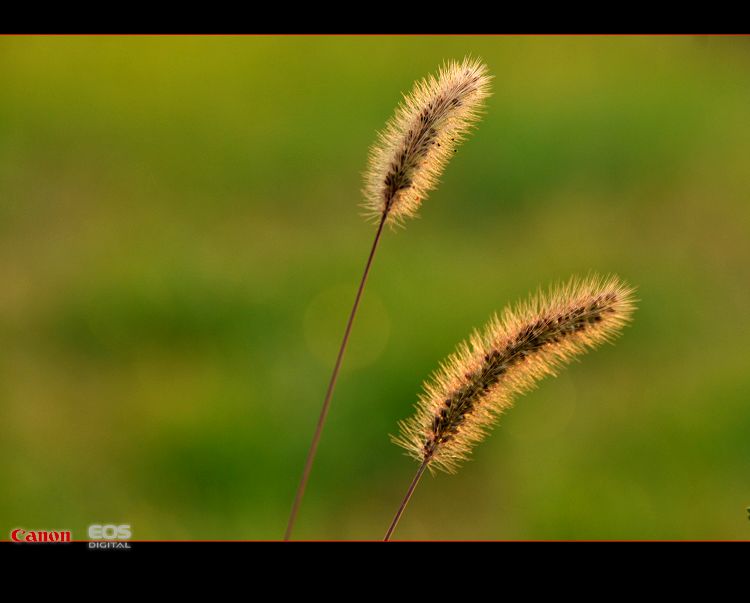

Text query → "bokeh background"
[1,36,749,540]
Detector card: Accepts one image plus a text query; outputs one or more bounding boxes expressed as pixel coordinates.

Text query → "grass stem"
[284,212,388,540]
[384,457,430,541]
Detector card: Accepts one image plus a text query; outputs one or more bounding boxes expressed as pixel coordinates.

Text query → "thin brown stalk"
[383,457,430,541]
[284,213,386,541]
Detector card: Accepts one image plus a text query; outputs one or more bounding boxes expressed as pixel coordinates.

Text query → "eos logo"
[89,524,131,540]
[88,524,132,549]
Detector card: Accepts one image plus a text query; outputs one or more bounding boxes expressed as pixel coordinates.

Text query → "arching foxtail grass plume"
[384,275,636,541]
[284,57,492,540]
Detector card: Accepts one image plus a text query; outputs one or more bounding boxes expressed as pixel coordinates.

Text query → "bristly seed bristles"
[392,275,636,474]
[363,57,492,227]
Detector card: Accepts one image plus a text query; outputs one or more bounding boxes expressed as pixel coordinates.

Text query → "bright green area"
[1,36,749,540]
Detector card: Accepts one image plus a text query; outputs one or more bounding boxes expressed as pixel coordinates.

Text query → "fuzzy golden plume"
[363,57,492,226]
[392,275,636,474]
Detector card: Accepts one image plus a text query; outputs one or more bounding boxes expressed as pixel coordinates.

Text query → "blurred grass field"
[1,35,749,540]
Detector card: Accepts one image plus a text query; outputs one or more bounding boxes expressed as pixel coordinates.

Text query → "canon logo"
[11,529,72,543]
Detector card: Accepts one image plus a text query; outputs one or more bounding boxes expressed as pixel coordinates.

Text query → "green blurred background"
[1,36,748,540]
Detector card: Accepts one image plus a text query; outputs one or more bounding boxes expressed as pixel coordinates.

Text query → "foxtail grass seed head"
[363,57,492,226]
[392,275,636,473]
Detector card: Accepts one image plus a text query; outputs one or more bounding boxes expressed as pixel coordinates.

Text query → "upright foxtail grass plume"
[384,275,636,541]
[284,57,492,540]
[363,57,492,226]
